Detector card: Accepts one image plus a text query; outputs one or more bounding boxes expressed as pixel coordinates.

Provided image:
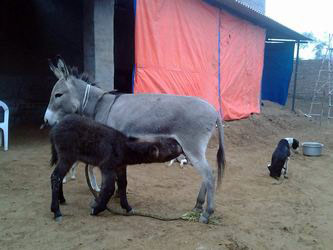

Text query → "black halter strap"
[93,91,122,124]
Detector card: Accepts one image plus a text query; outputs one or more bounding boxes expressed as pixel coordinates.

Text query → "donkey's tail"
[50,138,58,166]
[216,114,226,189]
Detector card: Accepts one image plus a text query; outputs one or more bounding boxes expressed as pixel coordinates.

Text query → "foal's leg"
[50,159,73,221]
[58,180,66,204]
[116,166,133,213]
[90,167,116,216]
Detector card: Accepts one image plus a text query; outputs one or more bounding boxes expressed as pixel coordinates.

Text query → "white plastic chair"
[0,100,9,151]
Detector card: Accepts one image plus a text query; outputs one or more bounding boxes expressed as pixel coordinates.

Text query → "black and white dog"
[267,138,299,179]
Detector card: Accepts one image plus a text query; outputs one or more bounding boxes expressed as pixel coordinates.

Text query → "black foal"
[50,114,182,221]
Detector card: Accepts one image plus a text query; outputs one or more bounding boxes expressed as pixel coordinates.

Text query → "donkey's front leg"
[90,168,116,216]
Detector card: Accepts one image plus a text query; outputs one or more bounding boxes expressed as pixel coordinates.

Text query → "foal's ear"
[56,56,70,79]
[150,145,160,159]
[48,59,63,80]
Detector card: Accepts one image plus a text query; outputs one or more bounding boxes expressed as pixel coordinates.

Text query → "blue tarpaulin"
[261,42,295,105]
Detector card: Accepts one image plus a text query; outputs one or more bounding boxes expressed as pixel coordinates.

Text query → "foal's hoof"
[90,201,106,216]
[90,206,106,216]
[59,198,66,205]
[90,208,98,216]
[55,216,63,223]
[54,211,63,223]
[126,208,134,215]
[199,215,209,224]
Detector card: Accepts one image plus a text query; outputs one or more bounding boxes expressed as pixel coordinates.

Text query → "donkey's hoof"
[199,215,209,224]
[192,207,203,213]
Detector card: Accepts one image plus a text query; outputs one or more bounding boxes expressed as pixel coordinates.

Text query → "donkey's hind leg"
[179,134,216,223]
[195,159,215,224]
[50,159,74,221]
[193,182,206,212]
[184,151,215,224]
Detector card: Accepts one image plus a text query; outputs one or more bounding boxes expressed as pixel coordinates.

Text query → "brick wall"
[289,60,322,99]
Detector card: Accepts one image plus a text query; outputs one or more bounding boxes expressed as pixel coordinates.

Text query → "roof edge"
[204,0,311,41]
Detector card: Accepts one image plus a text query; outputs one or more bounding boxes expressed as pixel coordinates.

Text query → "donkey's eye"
[55,93,63,98]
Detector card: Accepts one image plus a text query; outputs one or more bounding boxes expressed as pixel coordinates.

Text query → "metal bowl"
[302,142,324,156]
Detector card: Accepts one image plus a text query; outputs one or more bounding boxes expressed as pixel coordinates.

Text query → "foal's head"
[127,137,183,163]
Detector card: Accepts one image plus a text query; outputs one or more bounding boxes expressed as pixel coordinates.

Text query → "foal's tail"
[50,138,58,166]
[216,114,226,189]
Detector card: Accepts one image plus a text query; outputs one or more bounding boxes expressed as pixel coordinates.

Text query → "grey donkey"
[43,57,226,223]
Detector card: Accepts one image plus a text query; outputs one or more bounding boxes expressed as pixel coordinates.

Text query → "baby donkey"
[50,114,183,221]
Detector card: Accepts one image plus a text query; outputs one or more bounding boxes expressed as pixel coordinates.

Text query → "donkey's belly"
[104,94,218,138]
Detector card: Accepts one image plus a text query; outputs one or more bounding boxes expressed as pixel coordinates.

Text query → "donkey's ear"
[48,59,64,79]
[56,56,69,79]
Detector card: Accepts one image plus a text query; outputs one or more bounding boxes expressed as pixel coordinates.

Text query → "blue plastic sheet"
[261,42,295,105]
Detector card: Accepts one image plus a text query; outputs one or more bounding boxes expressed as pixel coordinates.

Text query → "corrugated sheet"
[204,0,310,41]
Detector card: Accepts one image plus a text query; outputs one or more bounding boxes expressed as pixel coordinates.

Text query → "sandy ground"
[1,102,333,250]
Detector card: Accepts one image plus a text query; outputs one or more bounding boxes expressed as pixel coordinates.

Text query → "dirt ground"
[1,101,332,250]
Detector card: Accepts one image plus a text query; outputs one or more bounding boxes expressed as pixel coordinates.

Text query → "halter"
[81,83,121,123]
[81,84,91,114]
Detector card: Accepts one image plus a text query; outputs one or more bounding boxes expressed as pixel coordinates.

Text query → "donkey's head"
[44,57,88,126]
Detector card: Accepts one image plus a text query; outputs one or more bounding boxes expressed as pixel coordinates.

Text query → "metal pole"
[292,40,300,112]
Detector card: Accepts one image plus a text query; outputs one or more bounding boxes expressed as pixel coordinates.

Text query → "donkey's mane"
[69,66,90,82]
[69,66,103,89]
[68,64,122,94]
